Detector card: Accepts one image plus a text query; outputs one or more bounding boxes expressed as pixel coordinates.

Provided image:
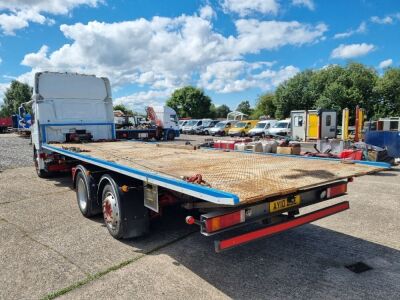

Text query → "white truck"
[31,72,388,252]
[115,106,180,141]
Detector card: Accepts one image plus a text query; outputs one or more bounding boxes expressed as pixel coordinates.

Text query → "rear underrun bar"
[215,201,350,252]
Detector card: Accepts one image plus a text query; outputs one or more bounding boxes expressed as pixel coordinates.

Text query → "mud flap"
[121,186,150,238]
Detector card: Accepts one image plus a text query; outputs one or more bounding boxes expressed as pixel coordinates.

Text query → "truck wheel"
[102,182,124,239]
[204,130,209,135]
[167,130,175,141]
[33,148,50,178]
[99,175,149,239]
[76,171,101,217]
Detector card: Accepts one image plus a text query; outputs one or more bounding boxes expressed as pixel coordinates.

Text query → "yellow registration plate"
[269,195,301,213]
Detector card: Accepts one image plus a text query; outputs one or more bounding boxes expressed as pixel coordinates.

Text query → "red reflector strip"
[205,210,245,233]
[327,183,347,198]
[215,201,349,252]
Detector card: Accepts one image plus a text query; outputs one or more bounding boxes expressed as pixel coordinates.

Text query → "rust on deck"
[51,141,383,204]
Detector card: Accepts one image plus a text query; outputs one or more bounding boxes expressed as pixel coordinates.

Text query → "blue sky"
[0,0,399,112]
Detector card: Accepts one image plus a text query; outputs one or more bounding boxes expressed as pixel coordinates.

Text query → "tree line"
[167,63,400,121]
[2,63,400,121]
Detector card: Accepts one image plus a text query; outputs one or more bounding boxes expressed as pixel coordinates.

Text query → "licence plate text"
[269,195,301,213]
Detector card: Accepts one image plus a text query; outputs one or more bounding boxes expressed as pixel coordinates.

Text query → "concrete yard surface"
[0,134,399,299]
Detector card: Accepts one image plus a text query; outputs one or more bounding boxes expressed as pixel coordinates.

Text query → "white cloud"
[21,14,325,86]
[114,89,172,111]
[334,21,366,39]
[371,16,393,25]
[199,60,299,93]
[0,0,103,35]
[330,43,376,59]
[370,13,400,25]
[221,0,279,16]
[199,5,215,20]
[234,19,327,53]
[292,0,315,11]
[378,59,393,69]
[18,11,326,110]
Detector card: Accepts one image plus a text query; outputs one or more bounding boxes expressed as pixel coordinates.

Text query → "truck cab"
[31,72,115,176]
[151,105,180,139]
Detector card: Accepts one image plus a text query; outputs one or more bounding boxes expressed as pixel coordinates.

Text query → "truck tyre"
[33,148,50,178]
[100,175,149,239]
[167,130,175,141]
[76,170,101,217]
[101,182,124,239]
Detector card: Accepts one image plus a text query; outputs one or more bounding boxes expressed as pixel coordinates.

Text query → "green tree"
[166,86,212,118]
[313,63,378,121]
[0,80,32,117]
[373,68,400,118]
[214,104,231,118]
[113,104,135,116]
[274,63,379,121]
[274,70,315,119]
[236,100,253,116]
[251,93,276,119]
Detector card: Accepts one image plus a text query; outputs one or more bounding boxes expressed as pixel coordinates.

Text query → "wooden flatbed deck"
[45,141,384,205]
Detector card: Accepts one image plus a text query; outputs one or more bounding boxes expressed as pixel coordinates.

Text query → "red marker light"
[185,216,195,225]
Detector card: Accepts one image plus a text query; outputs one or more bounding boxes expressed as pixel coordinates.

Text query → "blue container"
[365,130,400,157]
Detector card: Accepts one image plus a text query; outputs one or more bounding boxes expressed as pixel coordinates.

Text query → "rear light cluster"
[205,210,245,233]
[327,183,348,198]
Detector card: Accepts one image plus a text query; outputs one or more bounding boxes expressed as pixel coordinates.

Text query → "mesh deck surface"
[52,142,381,204]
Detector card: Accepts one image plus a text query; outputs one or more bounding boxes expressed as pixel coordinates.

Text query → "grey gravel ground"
[0,133,33,171]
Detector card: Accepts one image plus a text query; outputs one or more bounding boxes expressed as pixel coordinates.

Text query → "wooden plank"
[51,141,383,204]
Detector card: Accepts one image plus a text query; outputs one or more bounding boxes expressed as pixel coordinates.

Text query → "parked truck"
[0,116,12,133]
[31,72,388,252]
[116,106,179,141]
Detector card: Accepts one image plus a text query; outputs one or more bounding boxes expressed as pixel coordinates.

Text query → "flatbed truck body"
[31,72,388,252]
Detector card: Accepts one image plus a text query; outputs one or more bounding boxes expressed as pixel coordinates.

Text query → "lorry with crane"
[115,106,179,141]
[31,72,389,252]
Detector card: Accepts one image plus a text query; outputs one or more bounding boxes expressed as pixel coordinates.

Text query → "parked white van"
[248,120,277,137]
[181,119,212,134]
[267,119,291,136]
